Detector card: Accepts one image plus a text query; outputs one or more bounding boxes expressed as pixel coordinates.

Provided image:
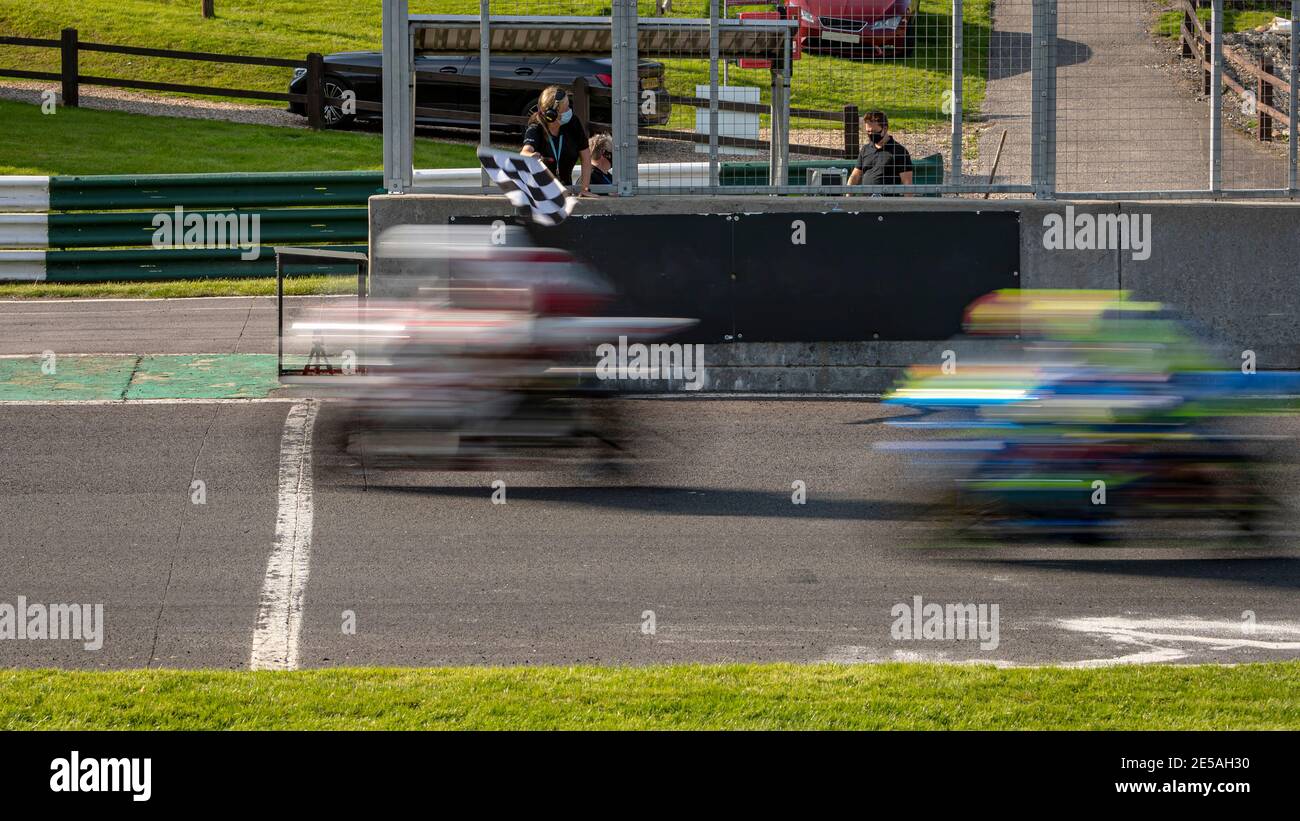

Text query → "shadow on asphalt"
[987,32,1093,81]
[966,557,1300,590]
[362,483,936,521]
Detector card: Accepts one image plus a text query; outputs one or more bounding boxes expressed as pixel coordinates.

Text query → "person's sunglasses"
[601,150,613,161]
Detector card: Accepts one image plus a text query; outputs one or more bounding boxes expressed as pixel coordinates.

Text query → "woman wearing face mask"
[521,85,593,196]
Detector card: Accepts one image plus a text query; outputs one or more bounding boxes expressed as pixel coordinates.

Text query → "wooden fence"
[0,27,861,156]
[1176,0,1292,142]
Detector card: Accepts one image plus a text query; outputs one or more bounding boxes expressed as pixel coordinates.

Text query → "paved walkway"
[978,0,1286,192]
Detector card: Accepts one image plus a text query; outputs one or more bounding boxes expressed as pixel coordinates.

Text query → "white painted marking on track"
[1057,616,1300,667]
[814,615,1300,668]
[250,399,319,671]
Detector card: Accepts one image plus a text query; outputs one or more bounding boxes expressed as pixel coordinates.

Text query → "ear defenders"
[540,89,568,122]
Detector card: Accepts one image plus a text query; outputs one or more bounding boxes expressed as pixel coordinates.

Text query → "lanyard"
[546,129,564,165]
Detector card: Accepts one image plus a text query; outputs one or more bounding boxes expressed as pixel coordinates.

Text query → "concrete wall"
[369,194,1300,391]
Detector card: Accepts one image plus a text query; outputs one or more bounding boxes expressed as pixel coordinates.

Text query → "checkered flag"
[477,147,578,226]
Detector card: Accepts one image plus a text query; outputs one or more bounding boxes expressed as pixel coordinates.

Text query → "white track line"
[250,399,319,671]
[0,352,269,359]
[0,294,354,304]
[0,397,302,406]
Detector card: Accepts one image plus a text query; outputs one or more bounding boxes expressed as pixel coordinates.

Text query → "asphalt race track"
[3,297,1299,670]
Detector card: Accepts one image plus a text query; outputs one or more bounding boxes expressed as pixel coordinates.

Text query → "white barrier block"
[694,85,762,157]
[0,176,51,212]
[0,250,47,281]
[0,213,49,249]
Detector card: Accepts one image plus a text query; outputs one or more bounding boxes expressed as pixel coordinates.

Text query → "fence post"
[1181,6,1193,59]
[1258,55,1272,142]
[1210,0,1222,192]
[611,0,639,195]
[843,104,859,160]
[480,0,490,190]
[201,0,215,18]
[60,28,78,108]
[774,23,792,187]
[305,52,324,130]
[1290,0,1298,195]
[709,0,720,189]
[381,0,413,193]
[1030,0,1057,199]
[951,0,963,188]
[571,76,591,130]
[1202,19,1212,96]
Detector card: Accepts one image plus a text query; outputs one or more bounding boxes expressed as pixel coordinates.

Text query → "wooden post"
[1181,8,1193,58]
[60,28,78,108]
[571,76,591,132]
[1258,55,1273,142]
[1202,21,1212,96]
[306,52,324,129]
[843,103,859,159]
[201,0,215,18]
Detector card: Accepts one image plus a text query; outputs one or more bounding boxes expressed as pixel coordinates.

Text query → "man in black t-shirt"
[848,110,914,197]
[520,86,592,193]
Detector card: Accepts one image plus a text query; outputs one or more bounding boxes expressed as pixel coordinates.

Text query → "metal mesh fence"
[392,0,1298,197]
[632,0,979,192]
[975,0,1035,189]
[1055,0,1209,193]
[1055,0,1295,195]
[1212,0,1293,191]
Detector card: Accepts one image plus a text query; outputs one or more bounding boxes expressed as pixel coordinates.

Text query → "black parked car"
[288,52,671,132]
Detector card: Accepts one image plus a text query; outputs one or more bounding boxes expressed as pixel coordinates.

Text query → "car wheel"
[517,97,541,135]
[322,76,356,129]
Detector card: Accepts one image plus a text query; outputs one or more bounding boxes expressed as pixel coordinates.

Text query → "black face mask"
[868,131,885,145]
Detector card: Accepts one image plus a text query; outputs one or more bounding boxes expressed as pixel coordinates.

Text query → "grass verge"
[2,662,1297,730]
[0,275,354,299]
[1156,6,1279,39]
[0,99,478,175]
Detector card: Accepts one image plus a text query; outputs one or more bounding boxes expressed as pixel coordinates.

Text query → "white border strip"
[0,294,357,304]
[0,213,49,249]
[0,176,51,211]
[250,399,319,671]
[0,250,47,282]
[0,397,302,406]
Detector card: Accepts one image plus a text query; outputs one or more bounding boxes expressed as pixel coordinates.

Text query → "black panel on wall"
[452,210,1020,342]
[524,213,736,341]
[730,211,1020,341]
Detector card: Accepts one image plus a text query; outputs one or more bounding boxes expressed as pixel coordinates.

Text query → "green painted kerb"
[0,355,281,401]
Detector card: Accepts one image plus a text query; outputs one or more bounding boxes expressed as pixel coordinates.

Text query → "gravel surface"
[0,79,305,128]
[1160,23,1292,153]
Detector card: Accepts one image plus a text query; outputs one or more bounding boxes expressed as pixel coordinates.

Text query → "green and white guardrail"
[0,160,945,281]
[0,172,382,282]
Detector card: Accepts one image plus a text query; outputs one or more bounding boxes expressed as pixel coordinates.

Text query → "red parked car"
[779,0,916,58]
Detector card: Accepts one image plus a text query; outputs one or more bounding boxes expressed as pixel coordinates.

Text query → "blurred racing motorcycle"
[879,290,1300,543]
[287,224,695,471]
